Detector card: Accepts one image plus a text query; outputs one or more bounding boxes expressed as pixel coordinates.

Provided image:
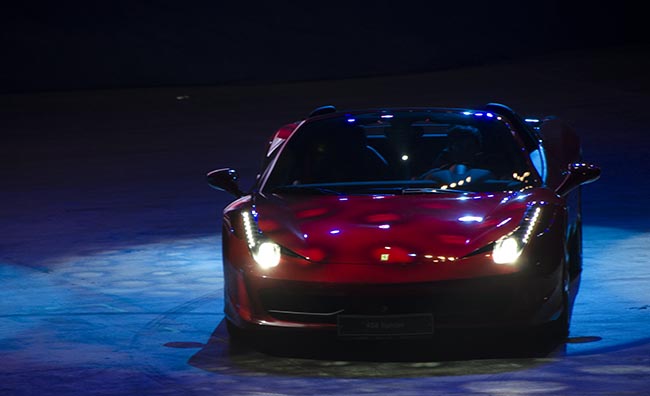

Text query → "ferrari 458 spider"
[207,103,600,340]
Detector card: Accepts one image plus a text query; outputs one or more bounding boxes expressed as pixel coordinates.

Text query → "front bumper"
[224,264,565,334]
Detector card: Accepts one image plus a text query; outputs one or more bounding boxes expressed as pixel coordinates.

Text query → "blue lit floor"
[1,226,649,395]
[2,45,649,395]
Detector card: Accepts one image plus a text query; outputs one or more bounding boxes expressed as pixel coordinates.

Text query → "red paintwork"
[223,187,563,284]
[259,191,531,264]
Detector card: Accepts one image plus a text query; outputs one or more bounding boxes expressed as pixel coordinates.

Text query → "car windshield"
[263,110,539,194]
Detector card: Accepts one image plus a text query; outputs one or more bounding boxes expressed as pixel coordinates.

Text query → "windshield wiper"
[401,187,467,194]
[269,185,342,195]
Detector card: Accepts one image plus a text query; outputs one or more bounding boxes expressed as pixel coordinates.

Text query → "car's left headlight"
[492,235,522,264]
[241,210,281,269]
[492,205,543,265]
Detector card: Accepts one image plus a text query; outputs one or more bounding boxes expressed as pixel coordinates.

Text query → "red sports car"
[207,103,600,340]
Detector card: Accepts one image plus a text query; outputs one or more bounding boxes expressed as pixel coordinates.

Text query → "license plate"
[337,314,433,337]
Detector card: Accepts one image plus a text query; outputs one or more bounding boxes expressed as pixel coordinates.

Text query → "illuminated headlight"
[492,205,543,265]
[493,236,522,264]
[242,210,281,269]
[252,241,281,269]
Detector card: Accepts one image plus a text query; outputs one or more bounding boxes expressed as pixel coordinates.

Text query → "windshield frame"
[258,108,542,195]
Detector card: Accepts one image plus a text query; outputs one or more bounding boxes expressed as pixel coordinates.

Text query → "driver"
[433,125,483,174]
[420,125,495,183]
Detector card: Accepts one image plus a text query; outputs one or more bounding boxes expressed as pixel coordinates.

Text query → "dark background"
[1,1,646,93]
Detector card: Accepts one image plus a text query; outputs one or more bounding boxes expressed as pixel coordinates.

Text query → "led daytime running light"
[522,206,541,244]
[242,211,258,249]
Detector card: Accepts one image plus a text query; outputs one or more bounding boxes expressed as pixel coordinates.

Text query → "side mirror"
[206,168,244,197]
[555,163,601,197]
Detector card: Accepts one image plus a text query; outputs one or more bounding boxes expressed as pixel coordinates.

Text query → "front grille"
[260,289,437,323]
[257,278,521,325]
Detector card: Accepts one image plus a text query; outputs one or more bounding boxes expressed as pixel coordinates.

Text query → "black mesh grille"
[257,277,521,325]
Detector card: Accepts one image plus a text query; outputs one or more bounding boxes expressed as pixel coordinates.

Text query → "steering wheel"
[417,166,448,180]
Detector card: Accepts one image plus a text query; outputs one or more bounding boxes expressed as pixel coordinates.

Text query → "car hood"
[253,191,543,264]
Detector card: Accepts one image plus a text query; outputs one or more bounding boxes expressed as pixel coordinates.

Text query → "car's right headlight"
[241,210,281,269]
[251,241,281,269]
